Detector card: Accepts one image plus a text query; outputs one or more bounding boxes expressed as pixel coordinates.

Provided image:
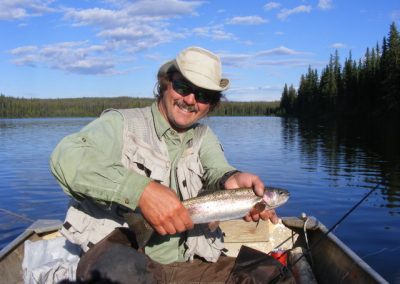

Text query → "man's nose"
[183,92,196,104]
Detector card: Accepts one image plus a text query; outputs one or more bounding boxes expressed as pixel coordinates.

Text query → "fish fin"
[208,221,220,232]
[253,201,267,213]
[123,212,154,249]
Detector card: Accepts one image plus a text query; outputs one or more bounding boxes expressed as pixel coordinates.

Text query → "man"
[51,46,284,283]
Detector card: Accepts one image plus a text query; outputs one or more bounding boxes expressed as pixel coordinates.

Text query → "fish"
[185,186,289,223]
[127,187,289,248]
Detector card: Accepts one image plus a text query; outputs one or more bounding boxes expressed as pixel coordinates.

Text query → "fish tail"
[124,212,154,248]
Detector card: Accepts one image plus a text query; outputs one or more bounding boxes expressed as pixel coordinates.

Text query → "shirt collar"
[151,101,194,141]
[151,101,170,139]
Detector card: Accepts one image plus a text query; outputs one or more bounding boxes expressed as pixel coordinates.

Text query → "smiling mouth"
[175,100,197,113]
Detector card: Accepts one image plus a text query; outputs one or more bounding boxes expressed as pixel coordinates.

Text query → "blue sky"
[1,0,399,101]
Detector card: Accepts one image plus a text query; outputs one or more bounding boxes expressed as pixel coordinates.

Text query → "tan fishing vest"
[61,107,224,262]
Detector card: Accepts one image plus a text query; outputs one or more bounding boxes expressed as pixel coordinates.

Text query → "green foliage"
[280,22,400,119]
[280,84,296,115]
[0,95,280,118]
[0,96,154,118]
[210,100,280,116]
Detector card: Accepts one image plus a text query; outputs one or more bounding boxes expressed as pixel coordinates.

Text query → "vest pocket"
[178,154,204,199]
[61,201,127,252]
[122,143,170,183]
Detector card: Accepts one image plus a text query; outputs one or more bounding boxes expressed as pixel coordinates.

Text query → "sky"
[1,0,399,102]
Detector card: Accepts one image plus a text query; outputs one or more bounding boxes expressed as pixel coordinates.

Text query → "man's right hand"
[138,181,194,235]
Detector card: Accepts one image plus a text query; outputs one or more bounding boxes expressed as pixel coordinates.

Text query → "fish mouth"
[263,188,290,207]
[279,189,290,198]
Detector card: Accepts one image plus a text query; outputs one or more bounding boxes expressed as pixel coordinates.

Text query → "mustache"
[175,100,198,112]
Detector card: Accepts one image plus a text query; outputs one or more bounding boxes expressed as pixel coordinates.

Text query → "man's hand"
[138,181,194,235]
[223,172,279,224]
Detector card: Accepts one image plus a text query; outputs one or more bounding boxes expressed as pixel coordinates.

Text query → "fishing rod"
[268,171,392,283]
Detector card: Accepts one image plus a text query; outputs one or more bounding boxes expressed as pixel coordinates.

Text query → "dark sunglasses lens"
[172,81,215,104]
[195,91,212,103]
[172,81,191,96]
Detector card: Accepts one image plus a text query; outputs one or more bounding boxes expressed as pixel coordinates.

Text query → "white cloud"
[318,0,333,10]
[97,24,180,51]
[63,0,202,26]
[218,47,315,68]
[277,5,312,21]
[227,16,268,25]
[256,46,308,56]
[192,25,237,40]
[10,41,122,75]
[256,59,324,67]
[219,53,252,67]
[0,0,56,20]
[264,2,281,11]
[98,27,148,40]
[63,7,124,27]
[62,0,203,52]
[330,43,347,49]
[7,0,207,75]
[121,0,202,17]
[10,45,38,55]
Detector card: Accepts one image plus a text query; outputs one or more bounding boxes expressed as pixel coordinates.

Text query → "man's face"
[158,73,211,132]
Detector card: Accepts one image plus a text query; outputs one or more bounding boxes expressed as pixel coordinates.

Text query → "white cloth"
[22,236,80,284]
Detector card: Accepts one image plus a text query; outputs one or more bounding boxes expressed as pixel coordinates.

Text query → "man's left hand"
[223,172,279,224]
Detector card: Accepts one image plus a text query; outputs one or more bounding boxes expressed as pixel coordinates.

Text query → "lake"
[0,116,399,283]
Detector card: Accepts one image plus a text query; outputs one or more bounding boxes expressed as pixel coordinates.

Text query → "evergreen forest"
[280,22,400,120]
[0,95,279,118]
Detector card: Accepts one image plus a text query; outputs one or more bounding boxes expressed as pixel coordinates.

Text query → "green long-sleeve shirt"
[50,102,235,263]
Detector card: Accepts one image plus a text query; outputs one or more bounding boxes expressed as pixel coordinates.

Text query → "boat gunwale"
[0,217,389,284]
[0,219,62,261]
[311,223,389,284]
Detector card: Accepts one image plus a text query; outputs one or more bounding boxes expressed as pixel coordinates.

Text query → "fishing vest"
[61,106,224,263]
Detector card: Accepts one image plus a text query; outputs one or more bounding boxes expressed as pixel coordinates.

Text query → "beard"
[174,99,198,113]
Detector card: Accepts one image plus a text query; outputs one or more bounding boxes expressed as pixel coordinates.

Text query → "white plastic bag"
[22,236,81,284]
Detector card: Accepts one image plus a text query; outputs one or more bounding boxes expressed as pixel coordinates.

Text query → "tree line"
[211,100,280,116]
[280,22,400,120]
[0,96,154,118]
[0,95,280,118]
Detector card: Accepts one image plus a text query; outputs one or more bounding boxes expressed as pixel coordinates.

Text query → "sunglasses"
[172,81,219,104]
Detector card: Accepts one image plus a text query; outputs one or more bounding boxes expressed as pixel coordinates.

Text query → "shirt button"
[124,198,130,204]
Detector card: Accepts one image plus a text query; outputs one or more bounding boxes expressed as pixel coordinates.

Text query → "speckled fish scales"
[183,187,289,224]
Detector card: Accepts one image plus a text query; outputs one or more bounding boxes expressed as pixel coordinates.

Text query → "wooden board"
[219,219,272,257]
[220,219,270,242]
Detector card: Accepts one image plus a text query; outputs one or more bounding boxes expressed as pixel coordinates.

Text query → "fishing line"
[268,171,392,283]
[294,174,387,265]
[361,246,400,259]
[0,208,34,223]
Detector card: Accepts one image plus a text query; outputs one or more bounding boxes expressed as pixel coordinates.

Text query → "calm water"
[0,116,399,283]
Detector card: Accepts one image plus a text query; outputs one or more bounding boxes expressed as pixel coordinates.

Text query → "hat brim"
[158,60,229,92]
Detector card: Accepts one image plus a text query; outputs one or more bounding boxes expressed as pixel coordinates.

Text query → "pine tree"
[288,84,297,114]
[382,22,400,116]
[280,84,290,114]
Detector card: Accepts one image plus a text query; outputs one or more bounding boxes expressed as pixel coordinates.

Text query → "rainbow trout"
[128,187,289,248]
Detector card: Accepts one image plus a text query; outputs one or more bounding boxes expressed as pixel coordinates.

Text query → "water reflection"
[281,117,400,214]
[0,116,399,282]
[0,117,94,252]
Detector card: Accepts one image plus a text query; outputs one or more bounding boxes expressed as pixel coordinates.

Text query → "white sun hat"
[158,46,229,91]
